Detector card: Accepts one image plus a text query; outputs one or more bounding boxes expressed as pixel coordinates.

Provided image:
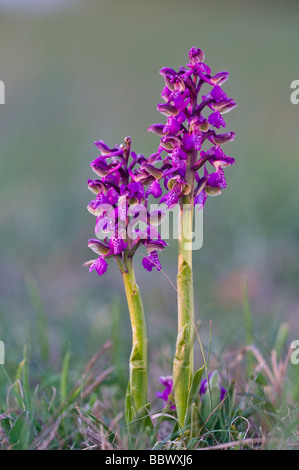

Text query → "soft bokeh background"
[1,0,299,400]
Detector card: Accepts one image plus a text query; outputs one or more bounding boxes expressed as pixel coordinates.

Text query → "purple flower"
[88,238,110,256]
[209,146,235,169]
[87,179,105,194]
[207,167,226,189]
[141,238,168,273]
[108,237,127,255]
[156,371,226,409]
[147,47,236,211]
[193,188,208,209]
[188,47,205,66]
[86,136,168,278]
[159,186,181,209]
[199,373,227,401]
[88,257,108,277]
[210,85,228,102]
[142,250,162,272]
[208,111,226,129]
[160,177,190,209]
[146,179,163,198]
[194,165,227,208]
[121,182,145,203]
[156,376,175,409]
[163,116,181,135]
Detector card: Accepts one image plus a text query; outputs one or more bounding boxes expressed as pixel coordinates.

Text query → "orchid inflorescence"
[85,136,168,276]
[148,47,236,425]
[148,46,236,211]
[84,47,236,427]
[85,47,236,276]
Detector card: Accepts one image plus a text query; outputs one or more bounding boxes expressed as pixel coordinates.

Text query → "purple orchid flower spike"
[85,136,168,277]
[149,48,236,427]
[85,137,169,417]
[146,46,236,211]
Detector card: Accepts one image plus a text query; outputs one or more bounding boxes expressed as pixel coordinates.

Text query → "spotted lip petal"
[88,257,109,277]
[108,238,127,255]
[146,179,162,198]
[208,111,226,129]
[142,251,162,272]
[159,186,181,209]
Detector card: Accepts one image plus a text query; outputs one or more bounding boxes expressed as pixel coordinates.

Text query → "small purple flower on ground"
[156,371,226,409]
[156,376,176,409]
[199,373,227,401]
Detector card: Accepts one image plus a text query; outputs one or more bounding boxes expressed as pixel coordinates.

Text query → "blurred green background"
[0,0,299,397]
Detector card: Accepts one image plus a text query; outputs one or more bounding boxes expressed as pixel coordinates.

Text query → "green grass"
[0,307,298,450]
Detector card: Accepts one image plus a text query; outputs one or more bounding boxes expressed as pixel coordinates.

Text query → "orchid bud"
[94,140,113,155]
[88,239,110,255]
[87,179,105,194]
[90,158,110,177]
[165,74,185,92]
[213,132,236,145]
[159,67,176,78]
[145,239,167,253]
[160,135,182,151]
[147,124,167,136]
[134,170,149,182]
[142,162,163,180]
[87,201,102,216]
[211,71,230,86]
[188,47,204,65]
[124,136,131,147]
[157,103,179,116]
[212,99,237,114]
[205,185,222,196]
[164,74,175,91]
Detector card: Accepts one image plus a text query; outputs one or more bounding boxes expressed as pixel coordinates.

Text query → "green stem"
[173,193,195,428]
[122,256,148,419]
[173,138,197,428]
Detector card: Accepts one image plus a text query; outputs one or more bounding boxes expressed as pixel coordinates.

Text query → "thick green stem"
[122,256,148,419]
[173,194,195,428]
[173,134,197,427]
